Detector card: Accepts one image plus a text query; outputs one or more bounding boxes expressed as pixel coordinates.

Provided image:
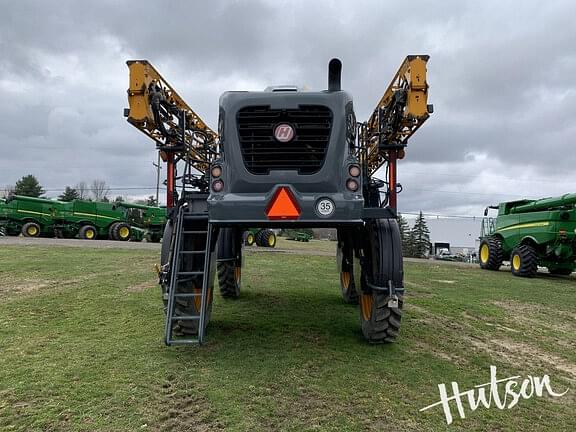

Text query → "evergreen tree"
[14,175,44,197]
[397,213,411,256]
[410,211,431,258]
[58,186,79,202]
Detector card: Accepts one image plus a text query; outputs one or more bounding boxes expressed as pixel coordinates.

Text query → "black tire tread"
[218,261,240,298]
[22,222,41,237]
[511,244,538,277]
[479,236,504,270]
[361,219,404,344]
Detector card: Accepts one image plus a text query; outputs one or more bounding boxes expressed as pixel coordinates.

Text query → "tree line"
[2,174,157,206]
[398,212,431,259]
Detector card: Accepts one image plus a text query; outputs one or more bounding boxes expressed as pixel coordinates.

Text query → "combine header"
[125,56,432,344]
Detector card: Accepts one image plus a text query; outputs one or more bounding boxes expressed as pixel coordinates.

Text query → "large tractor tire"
[479,236,503,270]
[79,225,97,240]
[22,222,41,238]
[255,229,265,246]
[337,230,358,304]
[160,219,214,335]
[510,244,538,277]
[108,222,119,240]
[359,219,403,344]
[217,227,242,298]
[547,267,573,276]
[112,222,131,241]
[261,229,276,248]
[244,231,255,246]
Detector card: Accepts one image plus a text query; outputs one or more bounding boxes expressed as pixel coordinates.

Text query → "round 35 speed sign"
[315,198,335,217]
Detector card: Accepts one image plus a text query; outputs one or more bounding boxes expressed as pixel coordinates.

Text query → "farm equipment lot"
[0,244,575,431]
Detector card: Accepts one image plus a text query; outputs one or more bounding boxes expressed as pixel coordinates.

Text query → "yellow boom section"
[125,60,218,173]
[362,55,431,175]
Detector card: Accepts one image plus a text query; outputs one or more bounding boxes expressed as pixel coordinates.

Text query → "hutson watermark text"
[419,365,569,425]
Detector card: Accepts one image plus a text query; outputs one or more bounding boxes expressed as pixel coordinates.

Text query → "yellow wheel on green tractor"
[478,237,503,270]
[512,254,521,271]
[246,232,255,246]
[22,222,41,238]
[79,225,97,240]
[119,226,130,240]
[267,232,276,247]
[510,245,538,277]
[480,244,490,264]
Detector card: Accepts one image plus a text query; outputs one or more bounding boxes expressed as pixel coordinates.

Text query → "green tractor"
[479,193,576,277]
[117,202,167,242]
[243,228,276,248]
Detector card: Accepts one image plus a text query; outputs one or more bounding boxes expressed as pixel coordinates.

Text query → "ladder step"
[174,292,202,298]
[171,315,200,321]
[181,230,208,234]
[177,271,204,276]
[183,215,209,220]
[179,250,206,255]
[168,339,200,345]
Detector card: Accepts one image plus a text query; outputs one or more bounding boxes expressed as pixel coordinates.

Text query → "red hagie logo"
[274,124,294,142]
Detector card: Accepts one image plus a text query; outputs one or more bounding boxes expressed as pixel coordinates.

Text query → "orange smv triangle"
[266,187,301,220]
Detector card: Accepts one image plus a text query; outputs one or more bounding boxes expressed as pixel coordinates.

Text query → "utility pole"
[153,152,162,206]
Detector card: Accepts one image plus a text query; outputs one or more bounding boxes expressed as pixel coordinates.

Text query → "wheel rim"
[480,244,489,263]
[247,234,254,245]
[119,226,130,239]
[86,229,95,239]
[341,271,351,289]
[193,286,212,310]
[235,266,241,284]
[268,234,276,247]
[512,254,521,271]
[360,293,373,321]
[28,226,38,236]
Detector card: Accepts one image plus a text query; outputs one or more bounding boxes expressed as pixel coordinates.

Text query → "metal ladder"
[164,206,214,345]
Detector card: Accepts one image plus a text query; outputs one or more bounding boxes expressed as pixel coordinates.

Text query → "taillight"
[348,165,360,177]
[346,179,359,192]
[212,179,224,192]
[211,165,222,178]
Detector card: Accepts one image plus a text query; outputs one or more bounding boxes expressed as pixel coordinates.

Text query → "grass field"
[0,243,575,431]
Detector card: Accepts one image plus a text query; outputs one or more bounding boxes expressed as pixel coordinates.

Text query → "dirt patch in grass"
[466,336,576,382]
[126,279,158,293]
[0,279,50,294]
[494,300,576,334]
[152,377,224,432]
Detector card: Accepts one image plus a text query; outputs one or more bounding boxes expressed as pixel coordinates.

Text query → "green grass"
[0,244,575,431]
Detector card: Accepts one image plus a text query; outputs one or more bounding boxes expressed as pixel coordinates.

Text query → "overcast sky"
[1,0,575,218]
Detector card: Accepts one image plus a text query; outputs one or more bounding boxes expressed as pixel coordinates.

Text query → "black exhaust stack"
[328,58,342,92]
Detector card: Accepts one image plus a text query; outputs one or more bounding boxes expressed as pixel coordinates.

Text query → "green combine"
[479,193,576,276]
[0,196,60,237]
[0,196,159,241]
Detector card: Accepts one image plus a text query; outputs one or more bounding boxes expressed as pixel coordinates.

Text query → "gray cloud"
[1,0,575,215]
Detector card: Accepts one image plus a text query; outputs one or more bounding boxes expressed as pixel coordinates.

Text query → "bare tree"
[1,184,15,199]
[90,179,110,202]
[75,181,89,200]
